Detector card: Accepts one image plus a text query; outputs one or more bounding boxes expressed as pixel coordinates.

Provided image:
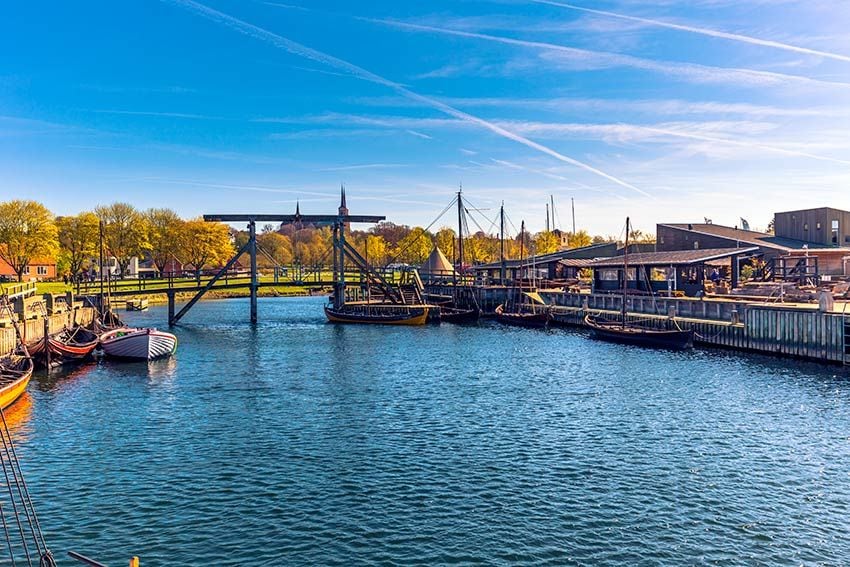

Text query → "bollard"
[130,557,140,567]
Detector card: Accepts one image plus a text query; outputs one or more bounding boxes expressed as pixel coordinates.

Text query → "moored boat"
[495,304,550,328]
[324,303,429,325]
[100,327,178,360]
[0,356,32,410]
[584,315,694,350]
[439,306,480,324]
[583,216,694,350]
[30,326,99,368]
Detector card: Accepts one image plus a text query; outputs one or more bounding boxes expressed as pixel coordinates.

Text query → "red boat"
[30,326,99,368]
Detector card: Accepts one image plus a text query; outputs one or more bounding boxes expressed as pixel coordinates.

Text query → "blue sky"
[2,0,849,236]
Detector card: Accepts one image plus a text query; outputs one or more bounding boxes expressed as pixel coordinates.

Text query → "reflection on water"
[8,297,850,566]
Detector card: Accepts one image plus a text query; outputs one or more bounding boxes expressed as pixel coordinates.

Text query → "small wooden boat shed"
[589,247,760,296]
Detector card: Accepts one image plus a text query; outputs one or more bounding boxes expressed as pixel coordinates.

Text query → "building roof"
[419,246,456,275]
[473,242,618,270]
[558,258,597,268]
[590,247,760,268]
[774,206,850,215]
[659,223,850,252]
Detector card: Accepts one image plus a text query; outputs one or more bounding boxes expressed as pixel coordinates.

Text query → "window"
[693,241,700,249]
[804,223,809,231]
[845,235,850,243]
[816,222,822,230]
[599,269,618,281]
[625,267,637,281]
[37,266,48,276]
[23,266,30,275]
[832,220,839,243]
[650,267,671,281]
[659,236,664,245]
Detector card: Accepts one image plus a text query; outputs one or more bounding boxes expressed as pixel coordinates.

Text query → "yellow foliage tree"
[145,208,184,274]
[394,227,433,265]
[533,231,560,255]
[178,219,234,277]
[0,200,59,281]
[568,230,593,249]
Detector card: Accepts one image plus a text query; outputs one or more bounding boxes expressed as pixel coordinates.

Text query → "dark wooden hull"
[31,327,99,368]
[584,315,694,350]
[324,305,429,326]
[439,307,480,324]
[495,305,550,329]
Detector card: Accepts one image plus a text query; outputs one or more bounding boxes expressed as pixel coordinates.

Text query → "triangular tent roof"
[419,246,456,276]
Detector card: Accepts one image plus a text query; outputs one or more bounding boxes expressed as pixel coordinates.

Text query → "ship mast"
[456,184,464,282]
[622,216,630,328]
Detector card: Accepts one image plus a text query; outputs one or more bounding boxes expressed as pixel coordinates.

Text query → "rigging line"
[461,196,499,235]
[0,407,44,560]
[0,500,15,567]
[385,196,457,265]
[0,424,30,567]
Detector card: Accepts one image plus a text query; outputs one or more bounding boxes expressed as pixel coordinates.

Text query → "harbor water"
[11,296,850,565]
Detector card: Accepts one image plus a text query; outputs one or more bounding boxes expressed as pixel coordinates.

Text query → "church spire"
[340,183,347,209]
[295,200,300,217]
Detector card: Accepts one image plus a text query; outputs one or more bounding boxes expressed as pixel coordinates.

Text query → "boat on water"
[585,216,694,350]
[28,326,99,368]
[0,356,32,410]
[324,303,429,325]
[100,327,178,360]
[495,304,550,328]
[584,314,694,349]
[439,305,480,324]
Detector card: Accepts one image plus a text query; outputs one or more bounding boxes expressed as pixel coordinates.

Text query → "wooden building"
[589,247,760,296]
[472,242,617,284]
[773,207,850,247]
[656,222,850,276]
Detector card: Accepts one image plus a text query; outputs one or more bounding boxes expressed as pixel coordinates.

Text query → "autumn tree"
[433,227,456,260]
[178,219,234,278]
[533,231,560,255]
[57,212,99,277]
[568,230,593,249]
[145,208,183,273]
[394,227,433,265]
[257,232,293,267]
[95,202,149,277]
[0,200,59,281]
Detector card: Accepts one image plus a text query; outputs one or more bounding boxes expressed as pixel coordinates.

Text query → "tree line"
[0,199,651,282]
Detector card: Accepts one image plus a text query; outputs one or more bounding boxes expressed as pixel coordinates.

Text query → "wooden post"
[249,220,258,324]
[43,316,50,368]
[167,289,175,326]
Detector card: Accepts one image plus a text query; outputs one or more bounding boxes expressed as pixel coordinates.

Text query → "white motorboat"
[99,327,177,360]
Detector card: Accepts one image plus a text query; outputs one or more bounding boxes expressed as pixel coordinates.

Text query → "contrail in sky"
[373,19,850,89]
[163,0,650,197]
[533,0,850,64]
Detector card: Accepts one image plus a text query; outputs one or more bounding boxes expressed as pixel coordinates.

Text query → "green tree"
[0,200,58,281]
[57,212,99,277]
[178,219,234,278]
[95,202,149,277]
[145,208,183,274]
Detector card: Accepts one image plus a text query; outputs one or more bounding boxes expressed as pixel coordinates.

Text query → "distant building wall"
[774,207,850,246]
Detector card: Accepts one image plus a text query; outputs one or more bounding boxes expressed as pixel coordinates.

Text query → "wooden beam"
[203,214,385,224]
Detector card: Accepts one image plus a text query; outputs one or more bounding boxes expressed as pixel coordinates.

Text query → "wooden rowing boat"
[30,326,99,368]
[0,356,32,411]
[495,304,550,329]
[324,304,429,325]
[584,315,694,350]
[439,306,480,324]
